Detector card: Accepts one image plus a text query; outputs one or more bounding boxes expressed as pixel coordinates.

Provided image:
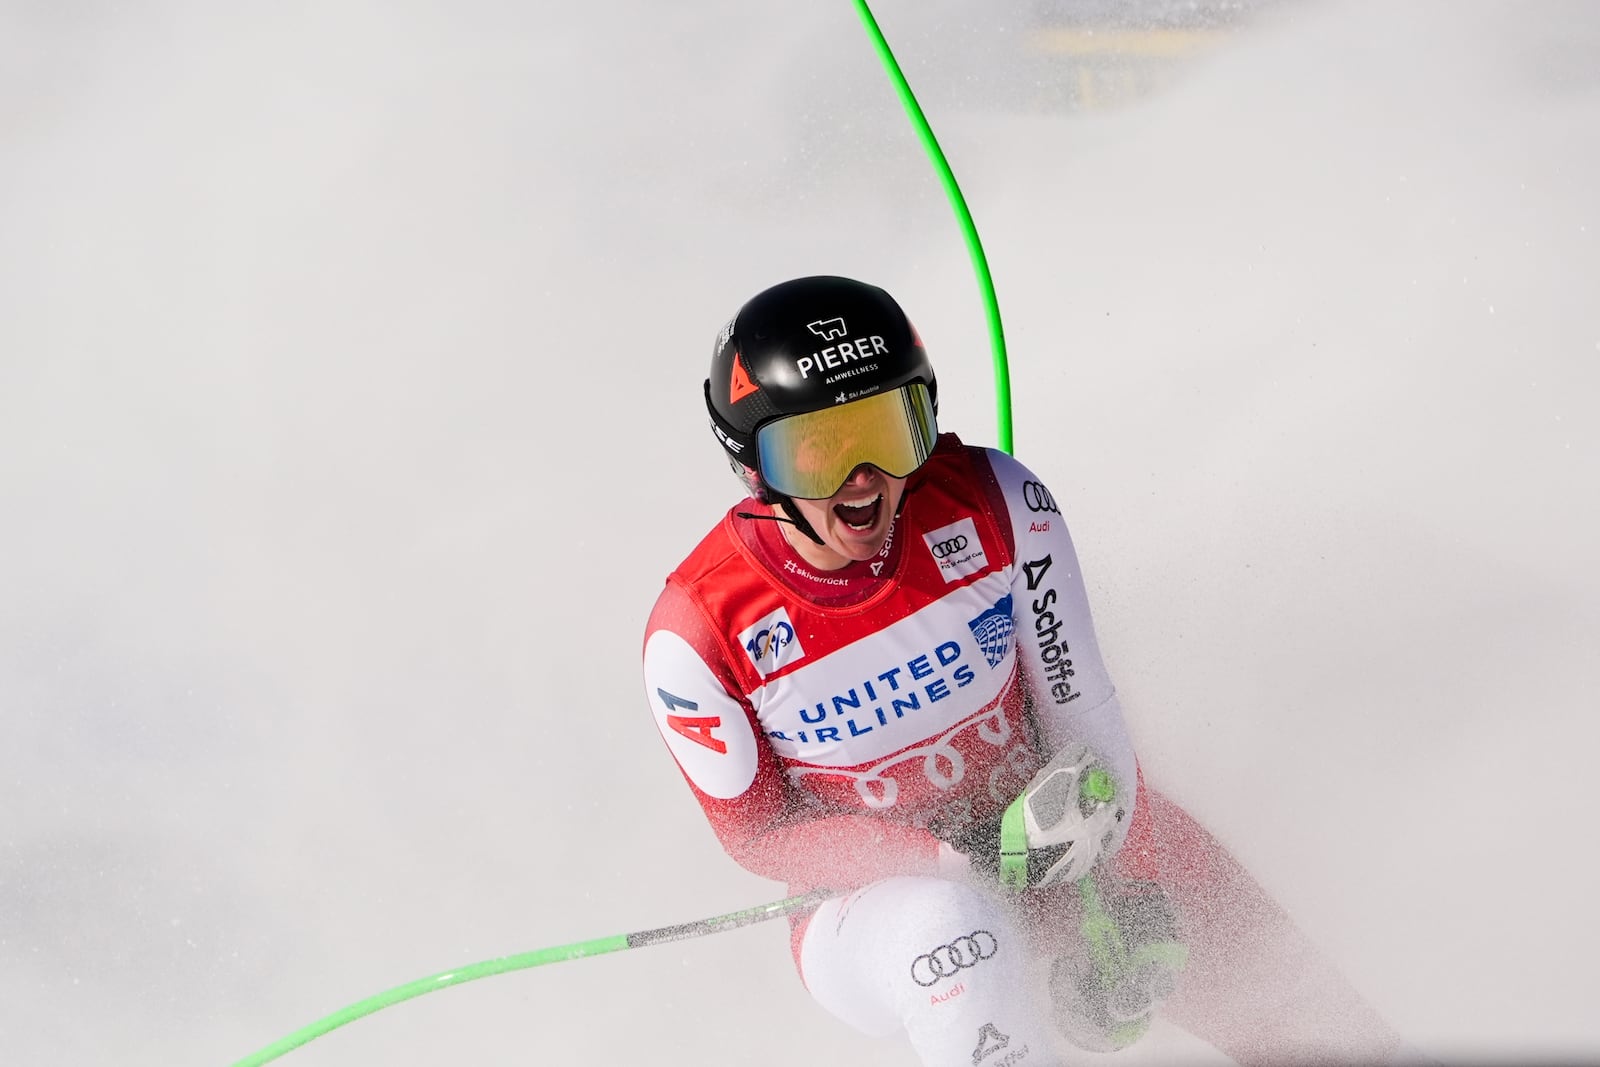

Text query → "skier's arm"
[643,582,950,890]
[980,448,1139,866]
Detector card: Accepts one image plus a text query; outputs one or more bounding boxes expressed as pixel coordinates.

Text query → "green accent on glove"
[999,761,1118,890]
[998,793,1030,890]
[1082,767,1115,803]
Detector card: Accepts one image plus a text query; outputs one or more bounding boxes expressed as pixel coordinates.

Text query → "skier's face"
[782,464,907,569]
[753,383,935,500]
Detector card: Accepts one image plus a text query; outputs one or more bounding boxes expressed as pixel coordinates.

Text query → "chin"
[830,532,887,561]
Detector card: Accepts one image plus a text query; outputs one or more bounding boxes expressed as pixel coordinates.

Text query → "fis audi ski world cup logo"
[739,607,805,678]
[967,596,1014,669]
[924,517,988,583]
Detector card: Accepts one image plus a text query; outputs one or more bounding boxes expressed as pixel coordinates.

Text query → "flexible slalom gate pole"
[230,888,832,1066]
[854,0,1144,1004]
[851,0,1014,455]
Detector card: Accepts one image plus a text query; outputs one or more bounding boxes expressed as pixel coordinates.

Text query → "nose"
[842,463,878,486]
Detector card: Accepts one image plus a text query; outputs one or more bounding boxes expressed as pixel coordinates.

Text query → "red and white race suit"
[642,433,1406,1067]
[643,435,1147,897]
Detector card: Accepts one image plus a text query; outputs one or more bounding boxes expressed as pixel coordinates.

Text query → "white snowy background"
[3,1,1596,1064]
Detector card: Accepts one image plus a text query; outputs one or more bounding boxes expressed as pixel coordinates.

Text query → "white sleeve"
[983,449,1138,812]
[643,627,761,801]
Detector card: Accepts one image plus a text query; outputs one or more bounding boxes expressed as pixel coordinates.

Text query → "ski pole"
[230,888,834,1067]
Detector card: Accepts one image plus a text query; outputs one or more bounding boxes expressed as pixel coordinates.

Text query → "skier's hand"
[1053,876,1186,1052]
[998,742,1127,889]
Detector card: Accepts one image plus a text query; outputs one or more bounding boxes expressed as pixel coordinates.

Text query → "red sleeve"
[643,579,943,891]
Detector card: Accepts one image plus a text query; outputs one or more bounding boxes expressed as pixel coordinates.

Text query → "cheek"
[794,499,833,529]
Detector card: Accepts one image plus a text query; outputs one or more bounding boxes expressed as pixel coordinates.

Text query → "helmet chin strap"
[734,495,826,546]
[775,496,826,546]
[737,483,916,552]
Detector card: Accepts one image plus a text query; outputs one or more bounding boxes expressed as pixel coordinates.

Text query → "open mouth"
[833,493,883,532]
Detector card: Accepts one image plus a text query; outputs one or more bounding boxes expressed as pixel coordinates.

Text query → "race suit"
[642,435,1146,889]
[642,434,1153,1065]
[642,433,1405,1067]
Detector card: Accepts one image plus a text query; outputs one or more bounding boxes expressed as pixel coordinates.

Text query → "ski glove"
[997,741,1127,889]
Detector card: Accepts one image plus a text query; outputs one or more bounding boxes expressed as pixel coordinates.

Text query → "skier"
[642,275,1414,1066]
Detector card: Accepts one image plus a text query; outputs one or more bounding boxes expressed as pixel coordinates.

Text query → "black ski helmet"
[705,275,939,502]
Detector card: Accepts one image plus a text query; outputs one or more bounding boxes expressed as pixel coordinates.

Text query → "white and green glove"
[998,742,1126,890]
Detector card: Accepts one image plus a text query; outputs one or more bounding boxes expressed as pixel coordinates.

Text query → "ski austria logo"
[739,607,805,678]
[924,517,987,583]
[967,595,1014,669]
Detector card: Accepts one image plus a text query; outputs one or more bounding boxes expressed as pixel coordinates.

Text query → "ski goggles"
[756,382,937,500]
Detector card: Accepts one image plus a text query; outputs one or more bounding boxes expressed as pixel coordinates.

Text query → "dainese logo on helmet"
[710,418,745,454]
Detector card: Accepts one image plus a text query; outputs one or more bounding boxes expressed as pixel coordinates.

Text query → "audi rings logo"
[910,931,999,987]
[1022,481,1059,514]
[929,535,969,559]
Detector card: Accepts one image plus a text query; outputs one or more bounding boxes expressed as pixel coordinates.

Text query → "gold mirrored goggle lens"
[756,383,936,500]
